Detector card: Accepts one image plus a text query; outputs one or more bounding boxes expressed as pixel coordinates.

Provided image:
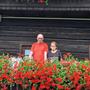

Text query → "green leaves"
[45,0,48,6]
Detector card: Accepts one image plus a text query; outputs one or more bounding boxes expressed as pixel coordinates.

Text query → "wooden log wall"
[0,19,90,59]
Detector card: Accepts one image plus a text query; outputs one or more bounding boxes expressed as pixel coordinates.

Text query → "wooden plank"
[46,39,90,45]
[0,37,90,45]
[58,45,89,52]
[1,19,90,29]
[0,28,90,41]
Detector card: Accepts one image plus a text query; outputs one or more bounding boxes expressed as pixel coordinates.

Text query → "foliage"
[0,53,90,90]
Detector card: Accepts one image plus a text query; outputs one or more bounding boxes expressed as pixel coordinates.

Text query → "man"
[29,34,48,63]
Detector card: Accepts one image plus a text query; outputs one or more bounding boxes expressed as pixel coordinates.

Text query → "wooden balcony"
[0,0,90,10]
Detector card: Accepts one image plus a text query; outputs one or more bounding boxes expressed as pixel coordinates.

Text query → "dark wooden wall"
[0,19,90,58]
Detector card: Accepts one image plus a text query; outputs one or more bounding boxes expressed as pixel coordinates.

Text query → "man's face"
[37,37,44,43]
[37,34,44,43]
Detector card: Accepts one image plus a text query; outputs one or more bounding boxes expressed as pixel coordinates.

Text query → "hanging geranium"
[38,0,48,5]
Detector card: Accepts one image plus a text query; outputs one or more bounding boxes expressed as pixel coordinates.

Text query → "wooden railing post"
[89,45,90,59]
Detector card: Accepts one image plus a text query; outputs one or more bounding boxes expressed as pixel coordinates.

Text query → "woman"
[47,41,62,63]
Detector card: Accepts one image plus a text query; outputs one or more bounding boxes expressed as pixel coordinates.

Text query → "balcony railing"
[0,0,90,10]
[0,0,90,6]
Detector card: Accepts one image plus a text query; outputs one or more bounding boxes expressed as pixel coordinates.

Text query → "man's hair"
[37,33,44,39]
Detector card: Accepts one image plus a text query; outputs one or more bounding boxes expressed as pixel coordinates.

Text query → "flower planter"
[8,84,31,90]
[0,54,90,90]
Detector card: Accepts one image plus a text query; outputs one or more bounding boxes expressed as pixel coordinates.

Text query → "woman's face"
[50,43,57,51]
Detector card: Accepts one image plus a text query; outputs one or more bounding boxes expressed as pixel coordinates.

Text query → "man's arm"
[29,44,34,60]
[44,43,48,61]
[29,51,33,60]
[44,51,48,61]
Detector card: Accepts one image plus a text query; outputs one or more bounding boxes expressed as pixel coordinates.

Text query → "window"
[20,45,31,56]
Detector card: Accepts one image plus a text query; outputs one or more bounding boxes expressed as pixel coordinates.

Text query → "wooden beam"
[3,16,90,21]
